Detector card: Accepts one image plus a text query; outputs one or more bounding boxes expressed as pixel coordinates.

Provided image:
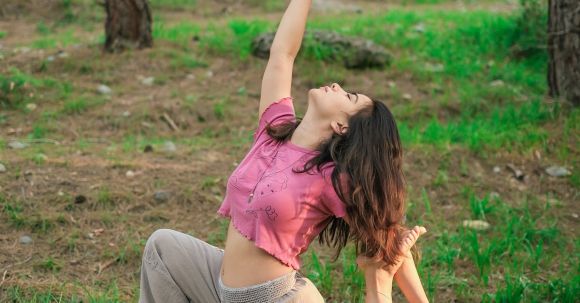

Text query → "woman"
[138,1,429,302]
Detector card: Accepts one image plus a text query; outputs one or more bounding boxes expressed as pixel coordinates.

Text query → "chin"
[307,88,319,103]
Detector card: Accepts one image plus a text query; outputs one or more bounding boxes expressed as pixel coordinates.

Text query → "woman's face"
[308,83,373,134]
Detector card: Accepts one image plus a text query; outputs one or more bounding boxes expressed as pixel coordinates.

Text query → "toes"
[402,226,427,250]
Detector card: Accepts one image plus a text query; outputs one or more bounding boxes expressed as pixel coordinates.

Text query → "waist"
[218,270,298,303]
[221,221,295,288]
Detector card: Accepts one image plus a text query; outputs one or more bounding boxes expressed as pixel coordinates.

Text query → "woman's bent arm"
[365,270,393,303]
[394,256,429,303]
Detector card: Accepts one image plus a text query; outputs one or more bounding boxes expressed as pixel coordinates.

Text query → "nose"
[331,83,341,91]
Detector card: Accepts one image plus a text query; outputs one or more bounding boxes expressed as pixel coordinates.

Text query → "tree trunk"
[547,0,580,106]
[104,0,153,53]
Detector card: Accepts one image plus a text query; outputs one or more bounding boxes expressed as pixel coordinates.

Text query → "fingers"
[402,225,427,251]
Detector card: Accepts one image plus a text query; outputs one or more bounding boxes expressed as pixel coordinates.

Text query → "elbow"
[269,48,297,62]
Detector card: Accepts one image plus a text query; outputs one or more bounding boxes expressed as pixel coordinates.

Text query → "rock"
[493,166,501,173]
[545,165,571,177]
[34,153,47,161]
[126,170,135,178]
[252,30,392,69]
[162,141,176,153]
[46,55,55,62]
[0,163,5,173]
[413,23,426,33]
[506,163,525,181]
[312,0,362,13]
[425,63,444,72]
[122,111,131,117]
[186,74,196,80]
[56,50,69,58]
[141,76,155,86]
[206,70,214,78]
[489,191,500,200]
[17,47,31,53]
[546,197,563,207]
[402,94,412,100]
[97,84,112,95]
[20,235,33,245]
[462,220,490,231]
[144,145,154,153]
[153,191,170,203]
[8,141,27,149]
[490,80,505,87]
[26,103,37,111]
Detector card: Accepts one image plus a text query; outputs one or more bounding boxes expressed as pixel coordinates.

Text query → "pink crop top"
[216,96,347,270]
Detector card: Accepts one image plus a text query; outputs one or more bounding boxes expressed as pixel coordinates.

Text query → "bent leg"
[278,272,325,303]
[139,228,224,303]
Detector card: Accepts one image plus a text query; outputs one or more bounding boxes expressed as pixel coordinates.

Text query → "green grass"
[150,0,198,9]
[1,68,73,110]
[4,282,125,303]
[298,186,578,302]
[150,7,565,156]
[31,28,81,49]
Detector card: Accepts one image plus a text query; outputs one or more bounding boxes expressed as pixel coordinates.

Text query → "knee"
[302,278,325,303]
[144,228,177,253]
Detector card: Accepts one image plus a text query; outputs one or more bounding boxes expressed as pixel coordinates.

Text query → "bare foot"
[356,225,427,274]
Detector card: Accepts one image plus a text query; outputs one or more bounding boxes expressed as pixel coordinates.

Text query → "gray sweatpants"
[138,229,325,303]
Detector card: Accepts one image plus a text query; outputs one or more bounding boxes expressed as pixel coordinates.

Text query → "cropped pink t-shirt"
[216,96,347,270]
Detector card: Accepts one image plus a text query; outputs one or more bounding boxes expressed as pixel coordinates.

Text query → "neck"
[291,110,333,150]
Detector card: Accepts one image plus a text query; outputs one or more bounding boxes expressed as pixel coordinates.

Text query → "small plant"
[96,187,114,209]
[0,68,38,108]
[421,187,432,216]
[36,257,62,273]
[469,193,494,220]
[2,197,27,228]
[62,98,89,114]
[213,100,226,120]
[306,250,334,294]
[30,216,54,233]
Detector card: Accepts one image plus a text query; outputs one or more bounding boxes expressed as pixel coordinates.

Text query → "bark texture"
[548,0,580,105]
[104,0,153,53]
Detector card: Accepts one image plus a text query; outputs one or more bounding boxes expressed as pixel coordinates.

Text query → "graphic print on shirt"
[246,205,279,221]
[244,171,289,221]
[229,142,289,192]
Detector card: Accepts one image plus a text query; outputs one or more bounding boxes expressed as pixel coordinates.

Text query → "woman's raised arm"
[258,0,312,120]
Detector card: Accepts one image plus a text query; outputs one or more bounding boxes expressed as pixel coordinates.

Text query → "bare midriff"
[219,220,295,288]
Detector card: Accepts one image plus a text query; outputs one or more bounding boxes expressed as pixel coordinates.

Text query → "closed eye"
[346,93,353,102]
[346,92,358,103]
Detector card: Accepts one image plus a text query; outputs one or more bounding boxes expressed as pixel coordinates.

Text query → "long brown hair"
[265,99,408,267]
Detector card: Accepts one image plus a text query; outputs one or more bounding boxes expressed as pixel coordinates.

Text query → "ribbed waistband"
[218,270,298,303]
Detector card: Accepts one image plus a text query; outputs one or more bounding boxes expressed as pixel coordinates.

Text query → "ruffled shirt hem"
[220,209,301,271]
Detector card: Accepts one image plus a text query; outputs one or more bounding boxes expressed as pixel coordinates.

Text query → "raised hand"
[356,226,427,275]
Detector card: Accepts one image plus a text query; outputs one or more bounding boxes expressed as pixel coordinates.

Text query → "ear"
[331,120,348,136]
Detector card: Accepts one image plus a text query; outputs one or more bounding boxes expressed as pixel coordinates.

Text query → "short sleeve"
[254,97,296,142]
[217,201,230,218]
[320,165,348,218]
